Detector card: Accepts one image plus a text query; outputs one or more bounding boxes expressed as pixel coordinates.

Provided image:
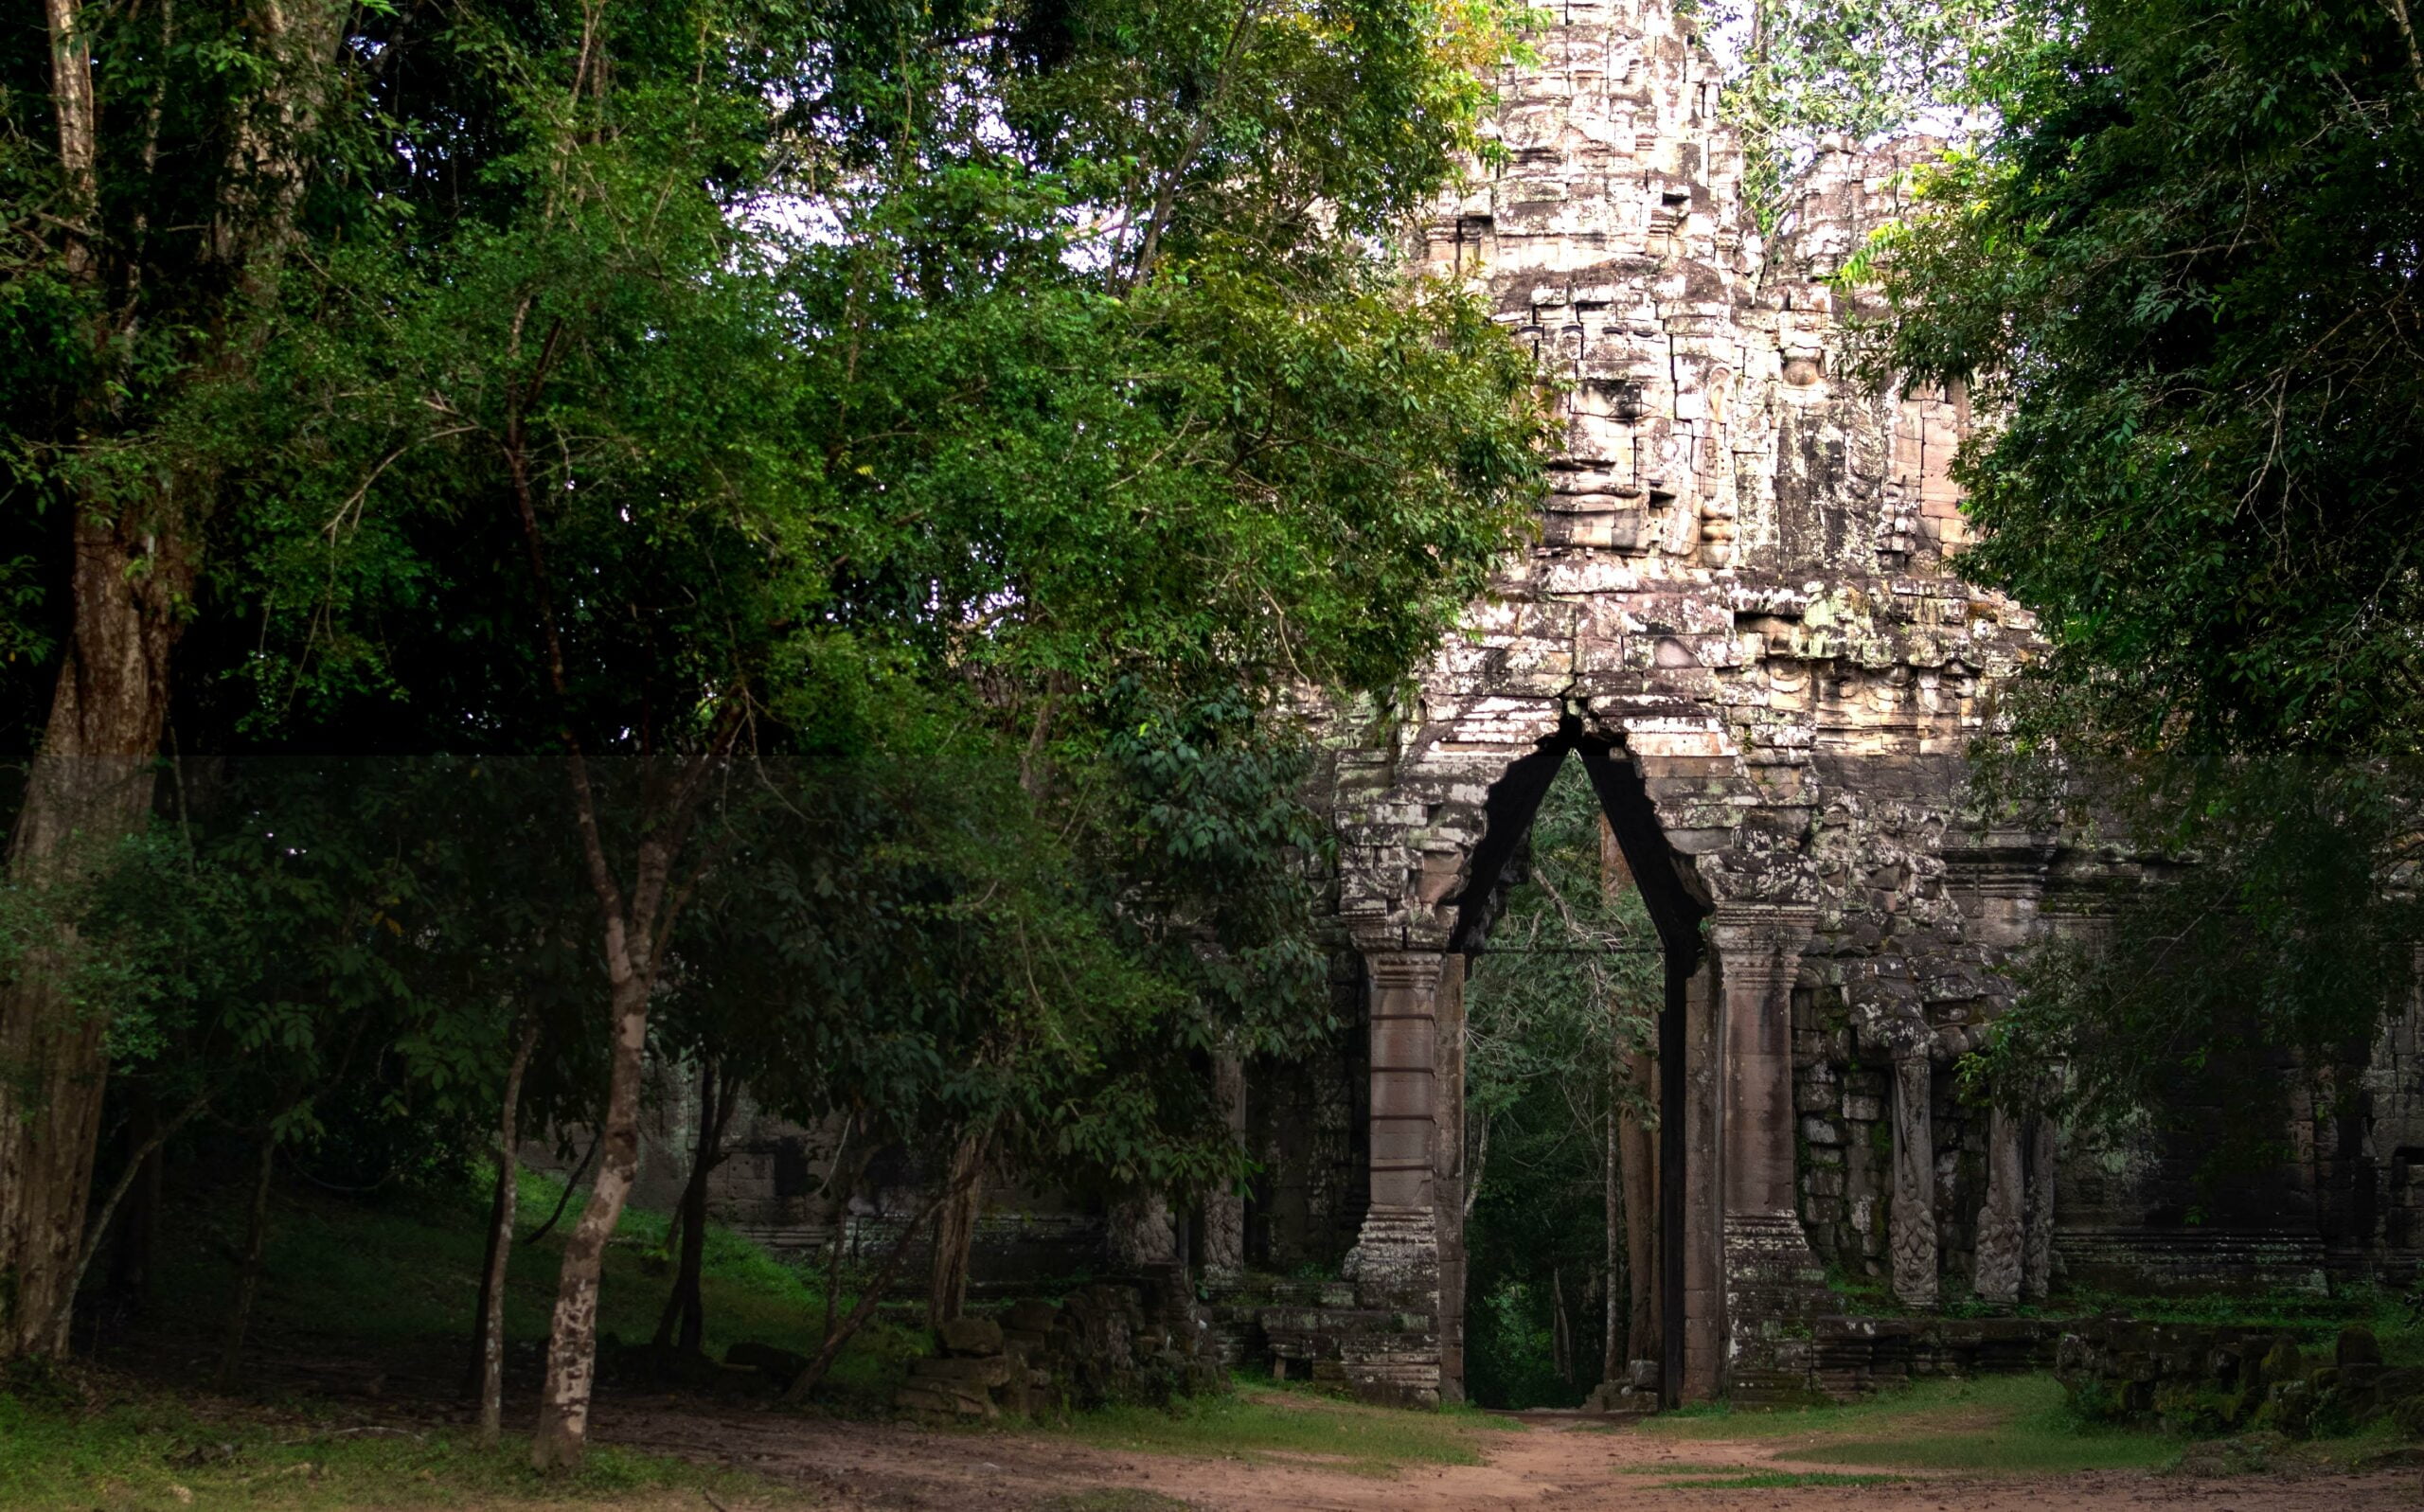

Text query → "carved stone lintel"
[1888,1043,1938,1308]
[2022,1115,2058,1302]
[1974,1106,2025,1306]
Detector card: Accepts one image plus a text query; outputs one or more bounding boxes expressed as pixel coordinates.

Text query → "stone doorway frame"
[1335,714,1827,1407]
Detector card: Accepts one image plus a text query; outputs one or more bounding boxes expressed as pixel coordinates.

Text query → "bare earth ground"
[596,1397,2424,1512]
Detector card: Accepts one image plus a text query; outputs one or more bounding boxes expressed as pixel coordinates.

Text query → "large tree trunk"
[477,1023,538,1447]
[530,972,650,1473]
[925,1129,987,1329]
[0,515,187,1359]
[3,0,342,1364]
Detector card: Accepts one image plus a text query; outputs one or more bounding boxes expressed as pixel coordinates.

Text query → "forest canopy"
[0,0,1548,1466]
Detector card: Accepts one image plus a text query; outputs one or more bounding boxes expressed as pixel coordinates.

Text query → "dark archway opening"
[1446,720,1708,1408]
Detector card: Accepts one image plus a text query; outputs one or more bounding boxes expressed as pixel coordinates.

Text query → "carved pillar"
[2023,1115,2058,1302]
[1888,1033,1938,1307]
[1707,902,1821,1396]
[1711,906,1813,1219]
[1203,1055,1247,1287]
[1974,1105,2025,1306]
[1351,949,1442,1250]
[1341,948,1446,1406]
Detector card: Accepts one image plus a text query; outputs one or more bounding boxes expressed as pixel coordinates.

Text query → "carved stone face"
[1782,356,1824,388]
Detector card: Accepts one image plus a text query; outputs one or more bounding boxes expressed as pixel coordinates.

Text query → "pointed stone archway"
[1330,703,1830,1406]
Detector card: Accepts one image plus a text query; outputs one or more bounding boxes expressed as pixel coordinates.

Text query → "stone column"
[1974,1105,2025,1306]
[1203,1055,1247,1288]
[1707,903,1820,1398]
[1350,950,1444,1286]
[1711,906,1815,1222]
[1888,1034,1938,1307]
[2023,1115,2058,1302]
[1342,948,1447,1406]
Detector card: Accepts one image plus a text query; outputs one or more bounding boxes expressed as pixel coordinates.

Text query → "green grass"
[1052,1384,1514,1477]
[1649,1374,2182,1474]
[7,1165,938,1510]
[140,1165,925,1414]
[0,1372,808,1511]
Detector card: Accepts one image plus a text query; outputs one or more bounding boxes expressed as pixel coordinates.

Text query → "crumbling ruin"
[1280,0,2043,1406]
[605,0,2424,1411]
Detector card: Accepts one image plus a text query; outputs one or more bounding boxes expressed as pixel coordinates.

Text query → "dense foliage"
[1880,0,2424,765]
[1719,0,2005,230]
[1879,0,2424,1144]
[0,0,1551,1452]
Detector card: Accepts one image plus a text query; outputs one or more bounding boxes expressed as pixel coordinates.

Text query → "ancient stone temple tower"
[1299,0,2054,1404]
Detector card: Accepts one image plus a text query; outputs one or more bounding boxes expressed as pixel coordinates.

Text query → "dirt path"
[594,1400,2424,1512]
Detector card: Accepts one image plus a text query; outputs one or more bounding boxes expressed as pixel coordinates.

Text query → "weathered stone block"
[938,1316,1005,1357]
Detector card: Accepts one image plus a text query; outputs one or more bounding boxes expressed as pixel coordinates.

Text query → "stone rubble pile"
[893,1280,1223,1424]
[2057,1321,2424,1438]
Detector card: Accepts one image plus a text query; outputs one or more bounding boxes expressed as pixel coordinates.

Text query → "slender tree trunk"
[217,1125,278,1388]
[41,1084,207,1355]
[1551,1265,1573,1384]
[524,1133,597,1247]
[468,1163,510,1393]
[926,1129,987,1328]
[478,1023,538,1448]
[785,1189,946,1405]
[509,341,740,1469]
[530,972,650,1472]
[654,1058,728,1357]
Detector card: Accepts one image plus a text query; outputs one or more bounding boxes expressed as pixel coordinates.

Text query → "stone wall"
[894,1280,1224,1424]
[1240,960,1369,1273]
